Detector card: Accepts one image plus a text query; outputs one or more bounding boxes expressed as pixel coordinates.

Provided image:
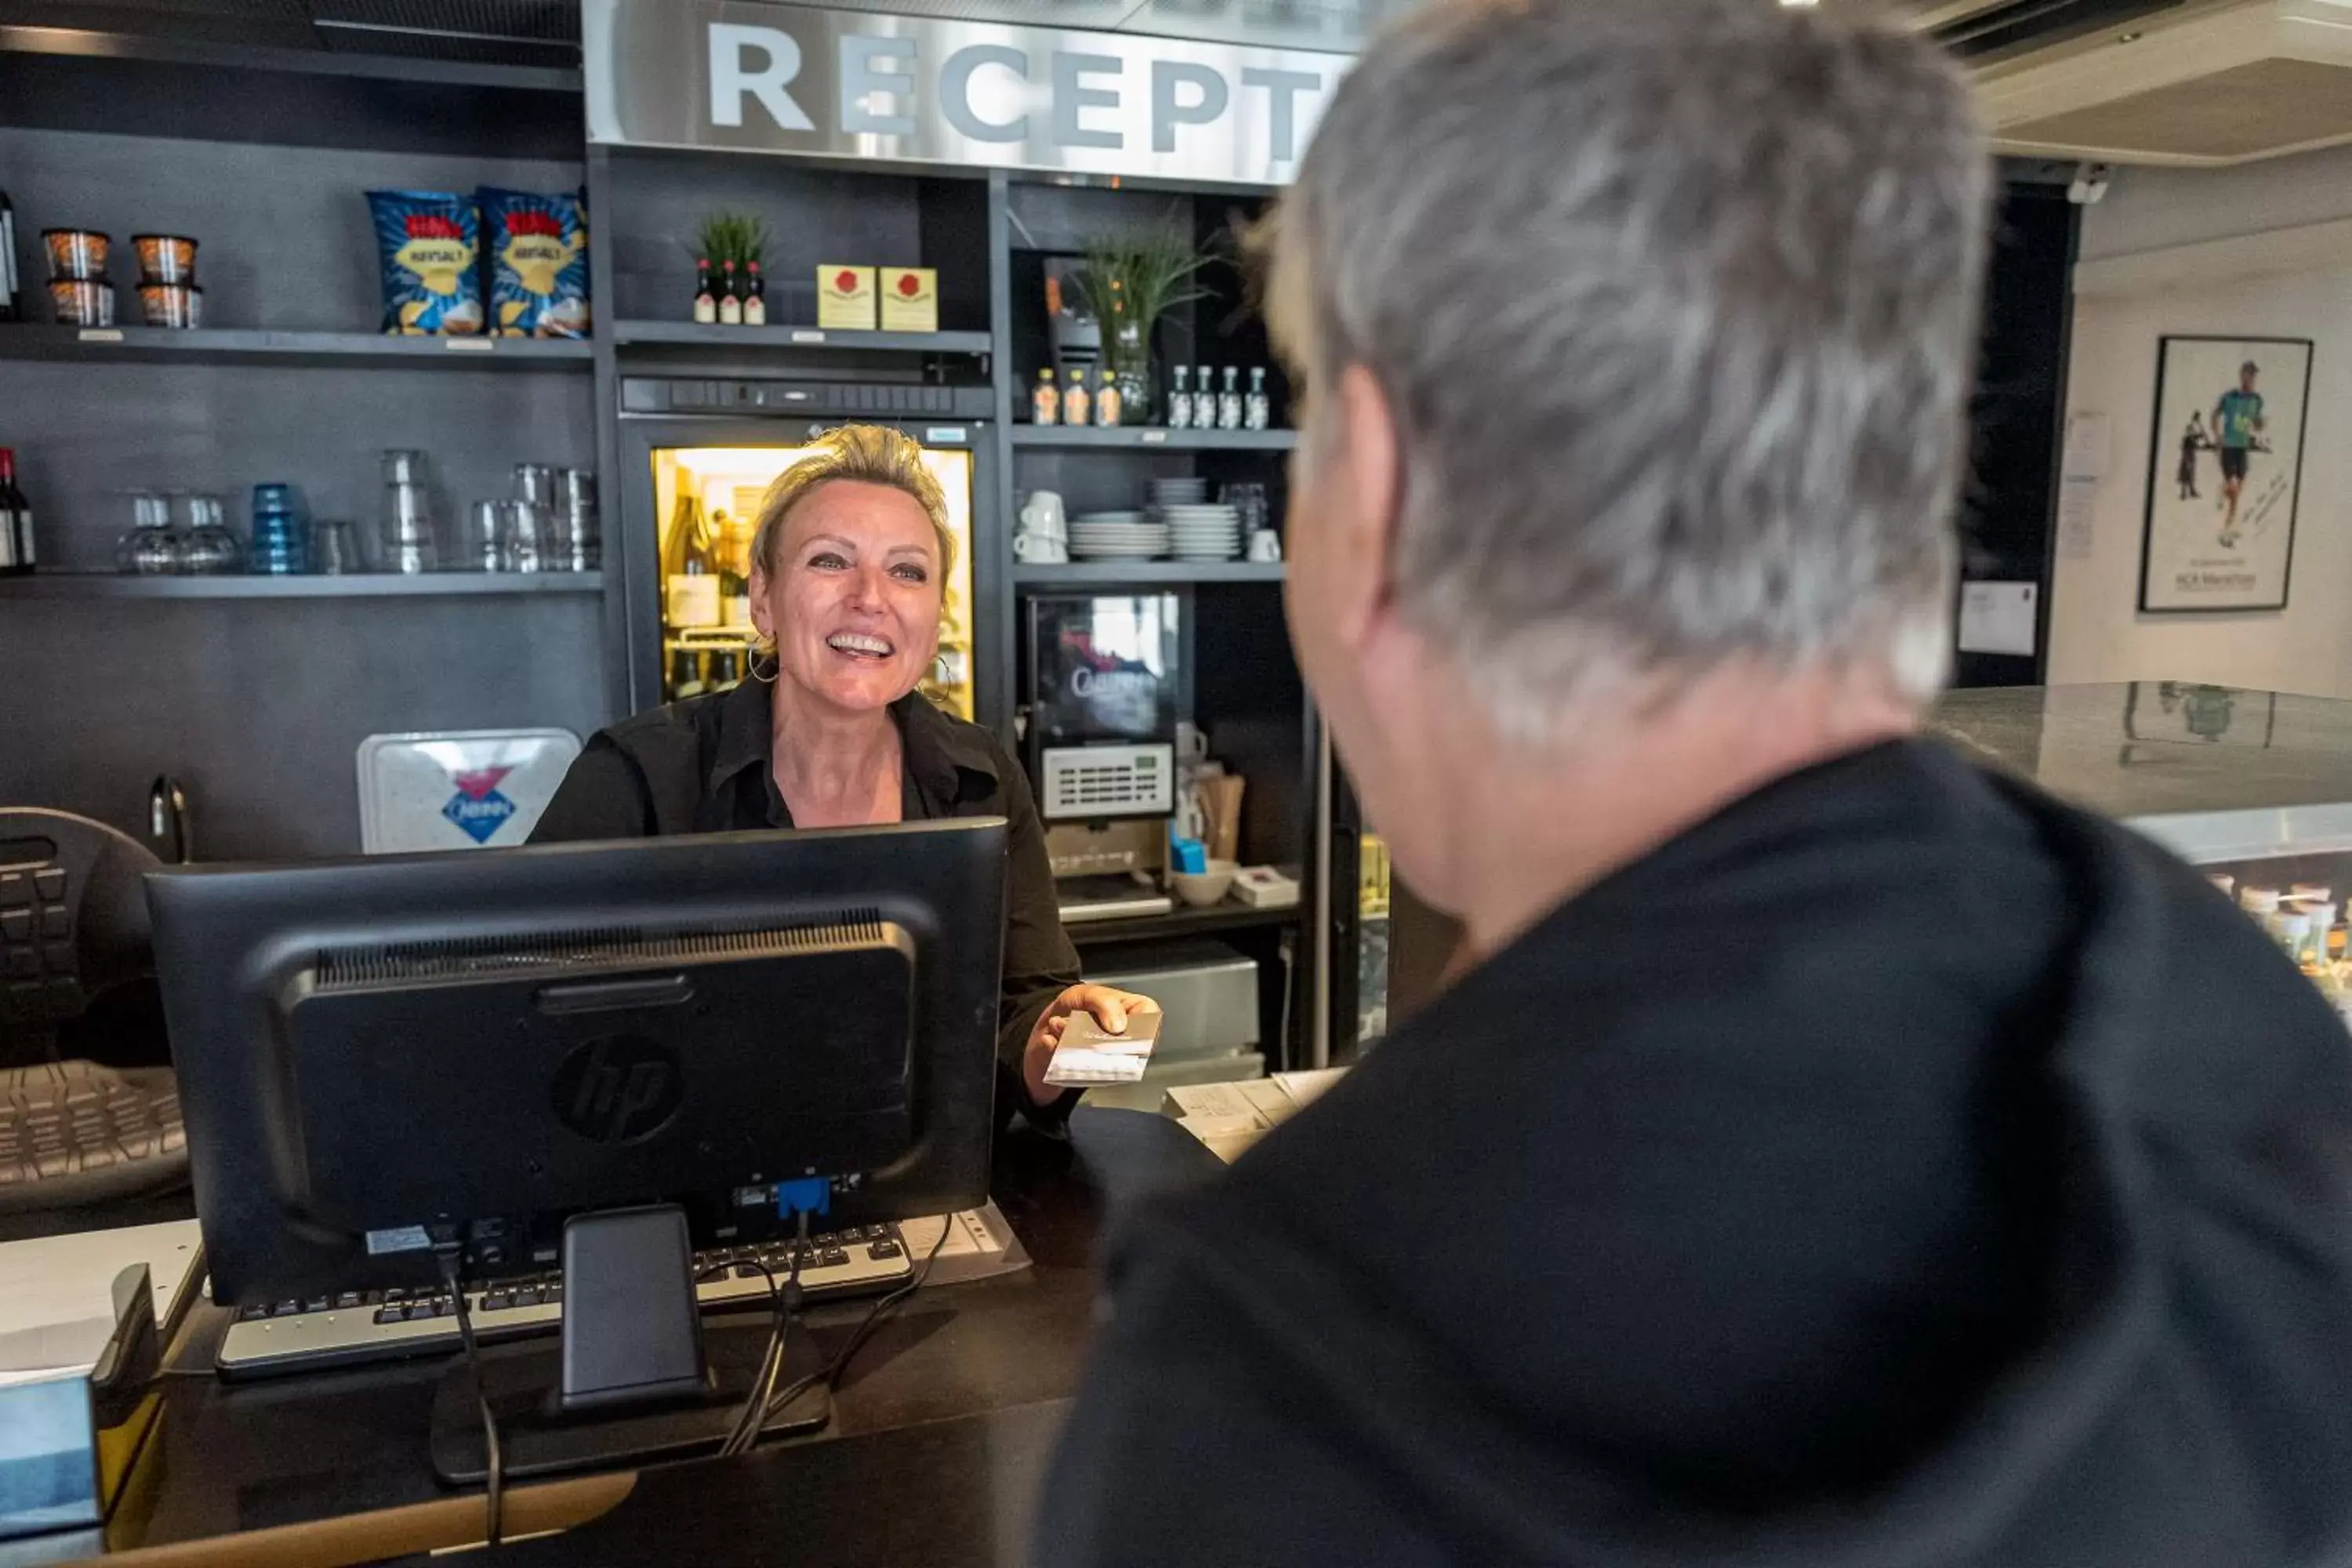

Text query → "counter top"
[13,1109,1221,1568]
[1930,682,2352,862]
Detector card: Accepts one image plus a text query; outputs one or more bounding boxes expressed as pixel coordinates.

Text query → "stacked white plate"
[1149,477,1209,508]
[1162,502,1243,561]
[1071,510,1171,560]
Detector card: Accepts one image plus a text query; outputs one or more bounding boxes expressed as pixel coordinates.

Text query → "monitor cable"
[760,1210,953,1428]
[711,1210,808,1460]
[436,1247,504,1548]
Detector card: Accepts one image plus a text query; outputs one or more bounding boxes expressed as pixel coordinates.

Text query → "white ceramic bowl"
[1169,859,1239,908]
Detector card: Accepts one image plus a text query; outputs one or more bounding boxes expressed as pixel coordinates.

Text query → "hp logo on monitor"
[551,1036,684,1145]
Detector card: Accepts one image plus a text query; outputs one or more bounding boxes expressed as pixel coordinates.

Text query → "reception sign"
[2138,335,2313,614]
[583,0,1349,187]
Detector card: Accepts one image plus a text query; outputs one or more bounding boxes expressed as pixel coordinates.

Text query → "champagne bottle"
[692,258,716,325]
[663,492,721,629]
[1167,366,1192,430]
[670,648,708,702]
[710,648,744,692]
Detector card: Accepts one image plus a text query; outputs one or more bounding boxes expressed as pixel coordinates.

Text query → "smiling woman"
[530,424,1157,1124]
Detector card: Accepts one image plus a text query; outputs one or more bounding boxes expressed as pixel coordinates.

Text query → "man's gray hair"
[1267,0,1991,740]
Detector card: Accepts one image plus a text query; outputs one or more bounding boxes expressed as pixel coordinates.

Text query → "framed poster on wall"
[2139,336,2313,613]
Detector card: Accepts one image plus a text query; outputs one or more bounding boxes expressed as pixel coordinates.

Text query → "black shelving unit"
[1014,562,1284,586]
[1065,904,1302,946]
[0,572,605,600]
[611,321,993,356]
[1009,426,1297,452]
[0,327,593,368]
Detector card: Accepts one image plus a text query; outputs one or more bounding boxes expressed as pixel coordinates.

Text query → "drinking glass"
[502,500,549,574]
[380,449,437,574]
[249,482,310,575]
[312,517,364,575]
[115,491,183,575]
[178,494,241,575]
[459,499,506,572]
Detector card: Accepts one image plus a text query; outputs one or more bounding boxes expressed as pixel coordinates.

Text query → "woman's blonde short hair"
[749,424,956,579]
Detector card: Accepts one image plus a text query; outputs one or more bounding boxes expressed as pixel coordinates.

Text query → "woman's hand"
[1024,984,1163,1105]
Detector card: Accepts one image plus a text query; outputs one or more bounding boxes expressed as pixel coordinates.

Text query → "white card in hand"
[1045,1011,1160,1087]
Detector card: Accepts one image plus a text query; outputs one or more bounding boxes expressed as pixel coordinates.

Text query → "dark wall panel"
[0,597,608,861]
[0,125,581,336]
[1,360,594,569]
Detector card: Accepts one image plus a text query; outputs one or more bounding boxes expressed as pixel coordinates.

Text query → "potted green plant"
[690,212,770,321]
[1074,222,1212,425]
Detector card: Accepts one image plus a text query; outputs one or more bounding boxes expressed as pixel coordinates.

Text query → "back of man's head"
[1268,0,1991,744]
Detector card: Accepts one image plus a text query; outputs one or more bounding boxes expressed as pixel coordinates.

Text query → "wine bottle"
[0,189,18,325]
[742,262,767,327]
[718,510,753,627]
[663,492,721,629]
[670,648,708,702]
[1168,366,1192,430]
[1033,368,1059,426]
[0,449,30,575]
[718,260,743,325]
[692,258,717,325]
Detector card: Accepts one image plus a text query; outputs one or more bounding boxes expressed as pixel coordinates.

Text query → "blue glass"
[249,482,310,575]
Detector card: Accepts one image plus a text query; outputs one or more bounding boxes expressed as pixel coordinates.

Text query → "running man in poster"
[2211,361,2266,548]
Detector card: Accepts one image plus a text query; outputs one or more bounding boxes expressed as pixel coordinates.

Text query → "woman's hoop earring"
[749,644,779,684]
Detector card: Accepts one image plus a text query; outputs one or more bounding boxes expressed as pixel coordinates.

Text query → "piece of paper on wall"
[2057,474,2099,561]
[1958,581,2038,658]
[2063,412,2112,481]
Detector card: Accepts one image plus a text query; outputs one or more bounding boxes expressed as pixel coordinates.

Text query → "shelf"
[1014,562,1284,586]
[1011,426,1297,452]
[0,572,606,601]
[1065,903,1303,944]
[612,322,993,355]
[0,327,593,368]
[0,25,582,90]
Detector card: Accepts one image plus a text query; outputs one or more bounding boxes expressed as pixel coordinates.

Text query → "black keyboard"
[0,1060,187,1212]
[216,1225,914,1377]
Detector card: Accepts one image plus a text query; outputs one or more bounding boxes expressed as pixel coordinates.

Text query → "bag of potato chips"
[367,191,484,336]
[478,187,590,339]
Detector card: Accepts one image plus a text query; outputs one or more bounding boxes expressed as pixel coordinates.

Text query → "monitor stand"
[429,1205,831,1485]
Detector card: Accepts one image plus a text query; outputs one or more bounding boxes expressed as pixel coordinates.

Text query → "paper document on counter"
[1166,1069,1352,1163]
[0,1221,202,1389]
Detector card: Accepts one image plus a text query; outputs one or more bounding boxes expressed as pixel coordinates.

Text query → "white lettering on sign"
[840,34,917,136]
[1242,67,1322,162]
[587,0,1348,183]
[710,23,815,131]
[1152,60,1228,153]
[1051,52,1124,150]
[942,44,1030,143]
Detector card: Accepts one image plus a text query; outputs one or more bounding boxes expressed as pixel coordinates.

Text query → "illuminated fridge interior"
[648,444,976,720]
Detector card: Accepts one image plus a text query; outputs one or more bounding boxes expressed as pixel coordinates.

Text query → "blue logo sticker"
[443,788,517,844]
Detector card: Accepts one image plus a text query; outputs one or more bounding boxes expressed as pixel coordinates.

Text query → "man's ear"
[1331,363,1401,648]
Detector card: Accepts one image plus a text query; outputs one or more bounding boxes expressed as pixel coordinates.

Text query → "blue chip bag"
[367,191,484,336]
[478,187,590,339]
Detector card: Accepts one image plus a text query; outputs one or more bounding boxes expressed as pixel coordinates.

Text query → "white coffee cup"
[1247,529,1283,564]
[1014,532,1069,564]
[1019,490,1069,541]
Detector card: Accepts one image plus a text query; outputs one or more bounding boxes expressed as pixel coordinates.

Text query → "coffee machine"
[1022,593,1183,923]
